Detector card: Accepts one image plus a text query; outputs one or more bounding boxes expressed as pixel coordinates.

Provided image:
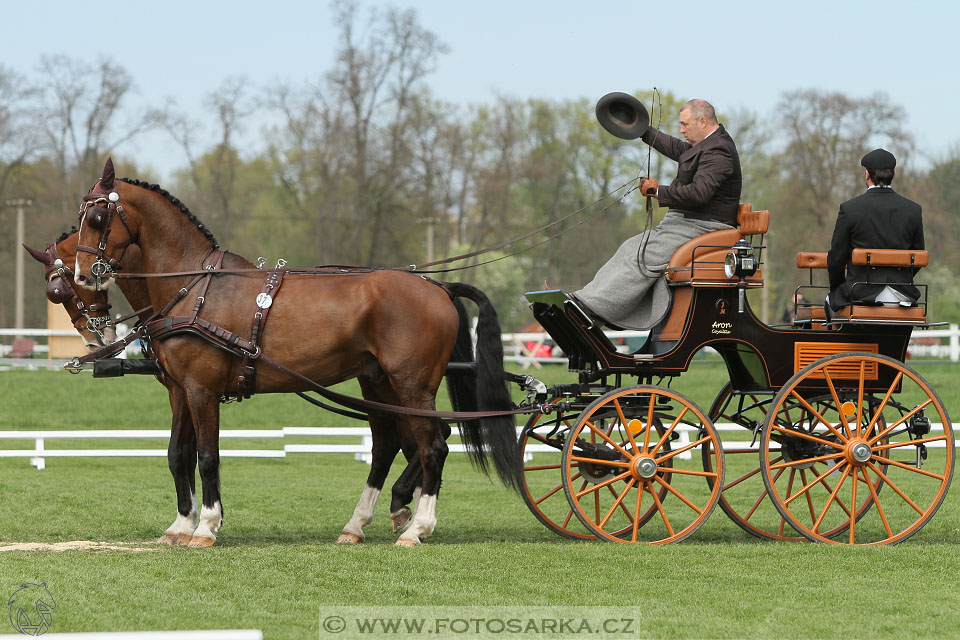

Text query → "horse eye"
[46,277,72,304]
[86,206,109,230]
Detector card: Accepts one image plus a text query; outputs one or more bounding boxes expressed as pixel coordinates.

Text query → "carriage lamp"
[724,240,758,313]
[723,240,758,280]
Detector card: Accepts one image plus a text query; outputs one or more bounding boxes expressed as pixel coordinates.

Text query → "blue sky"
[5,0,957,177]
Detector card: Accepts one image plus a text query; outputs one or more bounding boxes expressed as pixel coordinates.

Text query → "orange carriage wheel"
[561,386,724,544]
[760,353,954,545]
[520,405,662,540]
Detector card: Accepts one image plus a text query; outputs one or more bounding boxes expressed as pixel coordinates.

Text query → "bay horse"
[26,234,438,545]
[66,159,520,547]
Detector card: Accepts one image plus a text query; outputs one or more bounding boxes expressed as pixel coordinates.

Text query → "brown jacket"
[641,124,742,227]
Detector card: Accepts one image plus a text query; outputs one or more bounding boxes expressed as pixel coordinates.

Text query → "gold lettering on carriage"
[711,321,732,335]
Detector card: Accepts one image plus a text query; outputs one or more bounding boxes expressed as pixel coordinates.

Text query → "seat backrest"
[666,203,768,285]
[851,248,928,268]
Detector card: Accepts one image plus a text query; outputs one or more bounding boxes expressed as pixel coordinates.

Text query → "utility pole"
[6,199,32,334]
[418,217,439,263]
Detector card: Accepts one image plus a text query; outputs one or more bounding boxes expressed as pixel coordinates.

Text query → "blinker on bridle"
[77,188,134,290]
[42,244,114,343]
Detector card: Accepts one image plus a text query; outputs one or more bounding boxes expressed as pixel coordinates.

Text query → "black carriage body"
[528,287,912,395]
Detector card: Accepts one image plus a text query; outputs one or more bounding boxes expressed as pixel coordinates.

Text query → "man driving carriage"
[574,98,742,329]
[824,148,924,320]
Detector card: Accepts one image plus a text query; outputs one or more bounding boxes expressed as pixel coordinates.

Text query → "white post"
[31,438,45,470]
[951,324,959,363]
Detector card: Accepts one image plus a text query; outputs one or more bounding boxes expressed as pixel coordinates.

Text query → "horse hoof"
[186,535,216,548]
[395,537,421,547]
[336,532,364,545]
[157,533,177,546]
[173,533,194,546]
[391,508,412,533]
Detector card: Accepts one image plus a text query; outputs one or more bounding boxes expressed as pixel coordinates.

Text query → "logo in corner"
[8,582,56,636]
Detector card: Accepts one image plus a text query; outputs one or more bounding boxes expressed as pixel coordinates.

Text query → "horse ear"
[101,157,116,191]
[23,243,53,266]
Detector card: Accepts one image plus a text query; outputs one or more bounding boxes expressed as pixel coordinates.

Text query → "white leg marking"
[191,501,223,540]
[339,485,381,543]
[397,494,437,545]
[159,494,197,544]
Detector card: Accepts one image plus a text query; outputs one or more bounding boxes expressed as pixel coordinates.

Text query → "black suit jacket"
[827,187,924,310]
[641,124,742,227]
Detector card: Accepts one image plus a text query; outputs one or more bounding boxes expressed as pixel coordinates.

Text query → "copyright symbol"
[323,616,347,634]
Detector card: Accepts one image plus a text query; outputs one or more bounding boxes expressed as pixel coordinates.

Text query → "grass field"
[0,361,958,639]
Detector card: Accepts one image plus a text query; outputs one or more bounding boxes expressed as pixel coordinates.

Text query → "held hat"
[861,148,896,171]
[595,92,650,140]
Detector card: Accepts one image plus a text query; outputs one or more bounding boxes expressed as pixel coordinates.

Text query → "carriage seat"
[666,203,769,286]
[793,249,928,325]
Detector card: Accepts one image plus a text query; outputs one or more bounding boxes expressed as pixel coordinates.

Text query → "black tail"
[444,282,521,491]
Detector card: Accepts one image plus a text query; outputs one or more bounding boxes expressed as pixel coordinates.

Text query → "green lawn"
[0,362,958,638]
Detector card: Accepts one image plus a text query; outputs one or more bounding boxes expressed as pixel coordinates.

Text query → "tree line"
[2,1,959,334]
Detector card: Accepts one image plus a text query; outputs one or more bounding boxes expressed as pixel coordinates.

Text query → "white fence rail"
[1,423,956,470]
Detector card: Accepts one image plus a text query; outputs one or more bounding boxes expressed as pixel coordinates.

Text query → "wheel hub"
[631,455,658,480]
[844,439,873,466]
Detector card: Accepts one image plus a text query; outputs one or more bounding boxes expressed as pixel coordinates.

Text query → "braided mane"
[118,178,220,249]
[56,226,78,244]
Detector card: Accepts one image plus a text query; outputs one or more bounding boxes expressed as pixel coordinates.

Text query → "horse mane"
[118,178,220,249]
[56,226,78,244]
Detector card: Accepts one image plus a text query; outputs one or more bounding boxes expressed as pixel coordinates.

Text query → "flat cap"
[861,148,896,171]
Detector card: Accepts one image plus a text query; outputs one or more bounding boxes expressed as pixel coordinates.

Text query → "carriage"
[515,203,954,545]
[30,162,954,547]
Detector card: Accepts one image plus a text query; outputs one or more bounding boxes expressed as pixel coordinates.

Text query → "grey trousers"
[574,211,733,329]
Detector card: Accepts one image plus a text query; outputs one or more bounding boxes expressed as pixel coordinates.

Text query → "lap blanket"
[574,211,733,330]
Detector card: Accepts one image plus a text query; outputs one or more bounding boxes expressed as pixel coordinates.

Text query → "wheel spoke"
[868,399,932,446]
[863,371,902,435]
[823,370,852,439]
[631,482,644,542]
[722,458,774,491]
[812,465,851,533]
[525,463,562,471]
[534,482,564,505]
[655,434,713,463]
[613,398,642,453]
[599,478,637,528]
[658,466,718,478]
[789,388,849,443]
[651,406,690,452]
[855,360,866,438]
[872,434,948,452]
[769,422,844,449]
[582,420,634,459]
[809,463,854,517]
[879,457,946,481]
[786,464,840,507]
[606,482,636,521]
[861,467,893,538]
[849,463,859,544]
[574,470,632,499]
[652,474,704,515]
[569,455,630,469]
[649,484,675,537]
[769,451,844,471]
[865,461,925,515]
[644,392,657,451]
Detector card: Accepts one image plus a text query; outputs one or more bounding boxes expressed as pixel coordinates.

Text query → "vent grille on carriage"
[793,342,879,379]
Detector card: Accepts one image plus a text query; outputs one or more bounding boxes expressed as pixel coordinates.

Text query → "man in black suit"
[575,99,742,328]
[825,148,924,317]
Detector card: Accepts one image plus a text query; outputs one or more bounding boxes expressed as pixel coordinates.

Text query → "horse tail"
[444,282,521,491]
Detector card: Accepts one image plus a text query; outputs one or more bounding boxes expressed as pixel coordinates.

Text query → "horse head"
[25,234,117,350]
[74,157,139,292]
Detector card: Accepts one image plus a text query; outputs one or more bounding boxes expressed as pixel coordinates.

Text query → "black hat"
[595,92,650,140]
[861,148,896,171]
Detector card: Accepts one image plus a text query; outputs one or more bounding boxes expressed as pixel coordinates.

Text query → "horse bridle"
[76,187,136,290]
[42,243,115,343]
